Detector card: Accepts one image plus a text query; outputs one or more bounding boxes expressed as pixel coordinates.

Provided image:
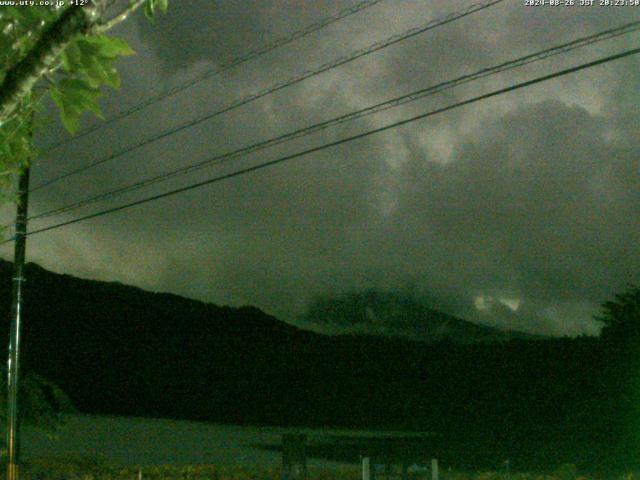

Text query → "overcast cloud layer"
[3,0,639,336]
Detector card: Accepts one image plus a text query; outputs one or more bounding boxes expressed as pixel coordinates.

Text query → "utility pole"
[6,166,30,480]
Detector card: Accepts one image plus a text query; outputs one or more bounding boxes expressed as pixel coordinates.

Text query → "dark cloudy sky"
[2,0,639,337]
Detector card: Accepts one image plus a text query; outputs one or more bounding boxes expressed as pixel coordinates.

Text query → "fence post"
[431,459,438,480]
[362,457,371,480]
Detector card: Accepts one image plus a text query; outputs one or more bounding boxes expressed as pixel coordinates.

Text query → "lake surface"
[20,414,433,468]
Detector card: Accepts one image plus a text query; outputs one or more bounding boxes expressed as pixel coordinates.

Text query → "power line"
[42,0,388,152]
[6,45,638,244]
[25,19,640,223]
[31,0,504,192]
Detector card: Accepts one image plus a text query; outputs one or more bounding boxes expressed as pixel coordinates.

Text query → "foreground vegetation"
[0,457,635,480]
[0,458,358,480]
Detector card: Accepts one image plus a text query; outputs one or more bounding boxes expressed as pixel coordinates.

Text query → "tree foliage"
[51,34,135,132]
[0,1,168,195]
[0,369,76,434]
[593,285,640,464]
[597,285,640,341]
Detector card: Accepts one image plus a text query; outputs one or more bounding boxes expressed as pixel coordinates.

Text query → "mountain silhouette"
[300,290,541,342]
[0,260,627,472]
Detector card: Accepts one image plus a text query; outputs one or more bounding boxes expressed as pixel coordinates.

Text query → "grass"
[1,457,362,480]
[0,457,629,480]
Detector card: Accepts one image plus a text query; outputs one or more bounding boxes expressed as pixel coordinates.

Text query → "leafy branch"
[0,0,168,195]
[0,2,110,125]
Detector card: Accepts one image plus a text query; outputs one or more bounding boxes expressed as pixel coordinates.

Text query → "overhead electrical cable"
[5,45,637,244]
[42,0,388,152]
[32,0,504,192]
[25,19,640,223]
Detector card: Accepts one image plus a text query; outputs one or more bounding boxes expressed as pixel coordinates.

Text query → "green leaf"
[86,55,121,89]
[82,55,107,87]
[50,87,80,133]
[144,0,155,21]
[61,40,82,72]
[99,62,121,89]
[143,0,169,20]
[71,36,130,89]
[157,0,169,14]
[76,37,102,64]
[60,79,103,116]
[82,35,135,58]
[50,79,103,134]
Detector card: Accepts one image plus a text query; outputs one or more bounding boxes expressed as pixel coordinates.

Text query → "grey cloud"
[7,1,639,337]
[376,99,639,334]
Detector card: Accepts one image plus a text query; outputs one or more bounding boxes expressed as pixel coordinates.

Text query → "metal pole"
[6,166,30,480]
[362,457,371,480]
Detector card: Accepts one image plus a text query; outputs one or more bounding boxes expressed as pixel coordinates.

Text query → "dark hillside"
[0,260,630,472]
